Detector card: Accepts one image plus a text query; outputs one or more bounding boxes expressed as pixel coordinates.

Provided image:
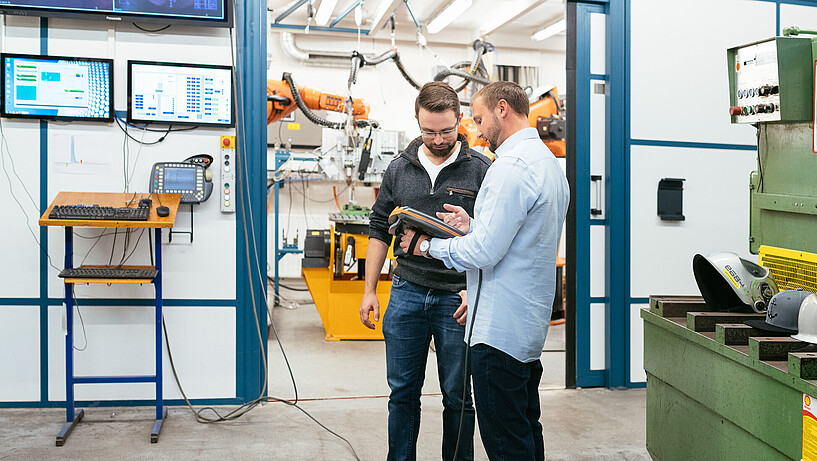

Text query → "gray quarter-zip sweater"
[369,133,491,292]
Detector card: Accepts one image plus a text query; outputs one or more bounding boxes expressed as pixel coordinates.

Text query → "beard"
[424,138,458,158]
[485,115,501,152]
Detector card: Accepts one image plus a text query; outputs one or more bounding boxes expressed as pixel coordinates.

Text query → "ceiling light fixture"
[368,0,402,35]
[479,0,545,36]
[531,18,566,41]
[315,0,339,26]
[427,0,472,34]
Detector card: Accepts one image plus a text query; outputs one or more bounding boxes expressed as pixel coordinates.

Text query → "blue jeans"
[470,343,544,461]
[382,275,475,461]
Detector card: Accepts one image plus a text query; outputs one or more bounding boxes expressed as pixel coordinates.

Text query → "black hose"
[547,91,563,113]
[283,72,378,129]
[351,48,421,91]
[349,53,363,87]
[434,67,491,88]
[283,72,345,129]
[350,50,400,87]
[362,49,398,66]
[393,53,422,90]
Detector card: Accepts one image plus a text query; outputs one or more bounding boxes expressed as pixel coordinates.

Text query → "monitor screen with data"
[127,60,234,128]
[0,1,231,27]
[1,53,113,122]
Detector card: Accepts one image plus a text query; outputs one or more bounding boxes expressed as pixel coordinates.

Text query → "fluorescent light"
[479,0,544,36]
[427,0,472,34]
[315,0,339,26]
[531,19,566,41]
[368,0,402,34]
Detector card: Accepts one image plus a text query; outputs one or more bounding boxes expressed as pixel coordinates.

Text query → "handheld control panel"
[220,135,236,213]
[150,162,207,204]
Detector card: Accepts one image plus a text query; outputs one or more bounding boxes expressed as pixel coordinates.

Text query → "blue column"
[39,17,50,405]
[235,0,268,402]
[64,227,74,420]
[605,0,629,388]
[154,228,163,419]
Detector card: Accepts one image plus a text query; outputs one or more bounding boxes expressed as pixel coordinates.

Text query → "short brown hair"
[415,81,460,118]
[472,81,529,117]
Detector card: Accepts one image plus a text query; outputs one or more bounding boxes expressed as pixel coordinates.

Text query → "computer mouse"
[156,206,170,217]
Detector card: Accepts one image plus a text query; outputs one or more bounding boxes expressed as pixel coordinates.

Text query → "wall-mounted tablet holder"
[657,178,685,221]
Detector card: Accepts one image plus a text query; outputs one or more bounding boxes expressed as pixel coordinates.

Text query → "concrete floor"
[0,284,650,460]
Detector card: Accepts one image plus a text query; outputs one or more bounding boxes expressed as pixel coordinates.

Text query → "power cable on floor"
[266,276,310,292]
[160,29,362,461]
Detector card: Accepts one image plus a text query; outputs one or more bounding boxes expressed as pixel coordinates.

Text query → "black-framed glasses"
[419,121,459,138]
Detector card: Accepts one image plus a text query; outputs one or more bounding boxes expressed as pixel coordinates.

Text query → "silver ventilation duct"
[279,32,374,68]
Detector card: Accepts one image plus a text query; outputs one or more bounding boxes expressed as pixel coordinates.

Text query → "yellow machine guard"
[759,245,817,293]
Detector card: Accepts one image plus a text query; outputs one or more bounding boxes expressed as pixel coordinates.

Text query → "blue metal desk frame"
[53,223,169,446]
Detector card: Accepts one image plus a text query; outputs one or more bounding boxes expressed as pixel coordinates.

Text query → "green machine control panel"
[729,35,817,255]
[727,37,813,124]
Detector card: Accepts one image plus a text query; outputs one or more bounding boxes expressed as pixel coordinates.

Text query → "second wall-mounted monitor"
[1,53,113,122]
[127,60,234,128]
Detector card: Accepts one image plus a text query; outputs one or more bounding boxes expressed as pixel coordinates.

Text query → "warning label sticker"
[805,394,817,461]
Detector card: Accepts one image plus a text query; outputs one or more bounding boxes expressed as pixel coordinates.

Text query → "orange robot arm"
[528,88,565,158]
[267,79,370,125]
[457,88,566,159]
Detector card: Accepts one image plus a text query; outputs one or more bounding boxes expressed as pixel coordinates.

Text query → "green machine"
[642,31,817,461]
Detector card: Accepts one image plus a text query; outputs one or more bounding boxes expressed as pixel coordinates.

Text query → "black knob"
[758,85,772,96]
[756,104,766,114]
[771,85,779,95]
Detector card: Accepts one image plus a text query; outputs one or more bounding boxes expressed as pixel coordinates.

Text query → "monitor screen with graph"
[127,60,234,128]
[1,53,113,122]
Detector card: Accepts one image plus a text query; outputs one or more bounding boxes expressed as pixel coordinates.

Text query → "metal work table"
[642,296,817,460]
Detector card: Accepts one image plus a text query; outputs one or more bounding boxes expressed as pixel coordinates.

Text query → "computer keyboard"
[59,267,159,280]
[49,205,150,221]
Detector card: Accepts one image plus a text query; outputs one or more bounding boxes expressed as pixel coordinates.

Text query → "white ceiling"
[267,0,566,51]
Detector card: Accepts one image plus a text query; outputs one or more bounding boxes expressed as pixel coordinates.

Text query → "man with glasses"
[360,81,491,461]
[400,81,570,461]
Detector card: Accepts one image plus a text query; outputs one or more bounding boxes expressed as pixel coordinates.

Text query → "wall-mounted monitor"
[0,1,231,28]
[1,53,113,122]
[127,60,234,128]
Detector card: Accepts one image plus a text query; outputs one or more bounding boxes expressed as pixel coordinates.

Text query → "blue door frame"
[568,0,639,389]
[568,0,607,389]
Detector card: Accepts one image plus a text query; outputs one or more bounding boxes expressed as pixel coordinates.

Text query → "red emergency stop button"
[729,106,743,116]
[222,137,231,147]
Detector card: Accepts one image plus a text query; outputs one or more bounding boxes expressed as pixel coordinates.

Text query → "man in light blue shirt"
[400,81,569,461]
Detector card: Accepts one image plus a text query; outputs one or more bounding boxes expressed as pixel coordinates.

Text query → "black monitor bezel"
[0,52,114,123]
[0,1,232,28]
[127,59,235,128]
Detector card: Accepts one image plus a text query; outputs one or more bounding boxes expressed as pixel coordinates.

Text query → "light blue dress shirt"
[429,127,570,363]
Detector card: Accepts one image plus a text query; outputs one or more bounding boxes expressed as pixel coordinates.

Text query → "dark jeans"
[470,343,544,461]
[382,275,475,461]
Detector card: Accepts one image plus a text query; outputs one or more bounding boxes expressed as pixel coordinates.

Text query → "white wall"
[0,17,239,402]
[628,0,780,383]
